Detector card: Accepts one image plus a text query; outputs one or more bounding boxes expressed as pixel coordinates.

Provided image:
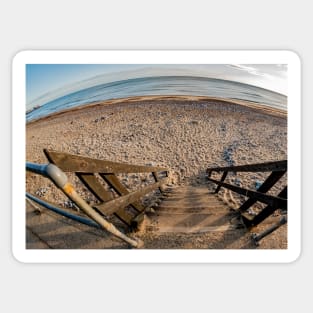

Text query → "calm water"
[26,76,287,121]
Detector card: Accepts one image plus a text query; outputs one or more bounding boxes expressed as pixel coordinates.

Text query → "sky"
[26,64,287,109]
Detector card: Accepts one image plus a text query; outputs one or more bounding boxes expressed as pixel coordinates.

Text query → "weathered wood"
[207,160,287,173]
[44,149,169,226]
[131,212,145,229]
[75,172,134,225]
[86,175,134,226]
[214,171,228,193]
[94,179,167,215]
[244,187,287,227]
[76,173,113,202]
[152,171,165,193]
[152,171,159,182]
[100,173,145,213]
[146,185,237,234]
[44,149,167,174]
[112,208,133,226]
[238,171,286,212]
[207,177,287,209]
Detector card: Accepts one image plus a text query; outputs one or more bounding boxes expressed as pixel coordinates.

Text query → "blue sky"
[26,64,136,107]
[26,64,287,109]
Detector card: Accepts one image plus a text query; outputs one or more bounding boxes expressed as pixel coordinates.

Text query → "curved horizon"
[26,64,287,110]
[27,73,287,111]
[26,75,287,123]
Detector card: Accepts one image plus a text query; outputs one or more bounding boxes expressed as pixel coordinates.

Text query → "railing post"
[247,186,287,227]
[215,171,228,193]
[26,163,143,248]
[152,171,165,193]
[238,170,286,213]
[207,160,287,236]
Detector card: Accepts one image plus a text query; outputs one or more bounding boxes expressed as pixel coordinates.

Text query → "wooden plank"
[131,212,145,228]
[44,149,168,174]
[44,149,168,227]
[112,208,133,226]
[100,173,151,226]
[76,173,113,202]
[44,150,144,225]
[80,173,135,225]
[244,187,287,227]
[94,179,167,215]
[238,170,286,212]
[207,160,287,173]
[152,171,159,182]
[214,171,228,193]
[100,173,145,212]
[76,173,134,226]
[153,225,237,233]
[207,177,287,209]
[101,173,132,195]
[152,171,165,193]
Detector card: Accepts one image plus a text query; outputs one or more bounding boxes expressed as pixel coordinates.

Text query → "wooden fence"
[26,150,169,247]
[207,160,287,241]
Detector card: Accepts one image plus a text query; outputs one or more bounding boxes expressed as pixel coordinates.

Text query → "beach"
[26,96,287,249]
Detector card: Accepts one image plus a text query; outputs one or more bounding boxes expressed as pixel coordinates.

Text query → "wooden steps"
[146,185,241,233]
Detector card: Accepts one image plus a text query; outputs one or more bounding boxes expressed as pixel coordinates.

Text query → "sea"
[26,76,287,122]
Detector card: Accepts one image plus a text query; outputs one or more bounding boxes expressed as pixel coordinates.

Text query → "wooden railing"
[207,160,287,241]
[26,150,169,248]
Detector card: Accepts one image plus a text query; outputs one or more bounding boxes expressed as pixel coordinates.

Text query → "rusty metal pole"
[26,162,143,248]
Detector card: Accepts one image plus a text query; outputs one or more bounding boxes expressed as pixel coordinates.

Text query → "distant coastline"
[26,76,287,122]
[26,95,287,125]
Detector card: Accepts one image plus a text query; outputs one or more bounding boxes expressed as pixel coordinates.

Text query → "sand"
[26,96,287,249]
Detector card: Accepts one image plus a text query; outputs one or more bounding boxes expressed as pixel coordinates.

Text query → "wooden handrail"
[44,149,168,226]
[94,178,168,215]
[207,160,287,173]
[207,177,287,209]
[206,160,287,234]
[26,162,142,248]
[26,150,170,248]
[44,149,168,174]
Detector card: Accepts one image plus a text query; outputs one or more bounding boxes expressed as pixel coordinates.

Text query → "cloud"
[228,64,269,78]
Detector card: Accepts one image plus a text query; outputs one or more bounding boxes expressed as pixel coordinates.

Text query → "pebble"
[27,100,287,212]
[35,187,49,197]
[255,180,263,190]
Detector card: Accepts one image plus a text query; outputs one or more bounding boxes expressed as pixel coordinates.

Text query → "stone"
[255,180,263,190]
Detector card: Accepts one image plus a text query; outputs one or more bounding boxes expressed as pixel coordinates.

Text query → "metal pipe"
[26,162,49,176]
[26,162,143,248]
[26,193,101,229]
[252,216,287,245]
[61,182,143,247]
[27,162,68,187]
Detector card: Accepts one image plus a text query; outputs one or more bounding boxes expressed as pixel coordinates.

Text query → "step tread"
[146,186,238,234]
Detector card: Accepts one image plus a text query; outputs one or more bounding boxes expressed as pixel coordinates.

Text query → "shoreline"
[27,95,287,125]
